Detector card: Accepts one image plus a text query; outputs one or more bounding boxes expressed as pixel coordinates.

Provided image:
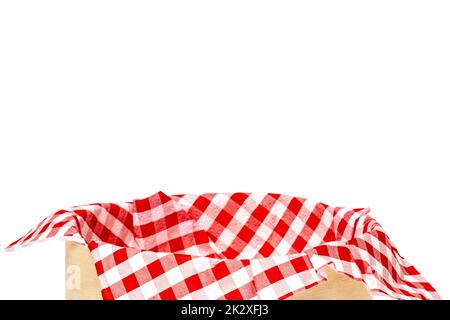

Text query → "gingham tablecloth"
[6,191,439,300]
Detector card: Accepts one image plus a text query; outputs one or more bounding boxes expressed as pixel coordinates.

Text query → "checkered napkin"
[6,191,439,300]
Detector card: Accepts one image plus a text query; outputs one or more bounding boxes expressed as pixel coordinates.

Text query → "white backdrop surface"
[0,1,449,299]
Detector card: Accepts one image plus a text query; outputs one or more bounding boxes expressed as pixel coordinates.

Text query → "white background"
[0,1,449,299]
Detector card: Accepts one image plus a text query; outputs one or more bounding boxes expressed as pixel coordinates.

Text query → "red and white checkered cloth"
[6,191,439,300]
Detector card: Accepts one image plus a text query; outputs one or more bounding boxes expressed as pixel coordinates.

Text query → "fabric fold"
[6,191,440,300]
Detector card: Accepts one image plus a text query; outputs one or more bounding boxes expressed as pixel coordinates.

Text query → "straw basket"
[65,241,372,300]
